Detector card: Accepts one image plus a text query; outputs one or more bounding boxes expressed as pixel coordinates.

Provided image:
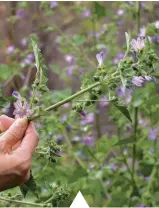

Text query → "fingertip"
[0,115,14,132]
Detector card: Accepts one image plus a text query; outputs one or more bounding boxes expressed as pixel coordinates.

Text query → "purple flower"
[144,76,156,82]
[155,21,159,29]
[66,125,72,132]
[148,128,158,141]
[131,37,145,52]
[81,110,86,117]
[113,52,124,64]
[23,53,34,65]
[6,45,15,54]
[151,36,159,42]
[50,1,58,8]
[139,27,146,37]
[78,68,83,74]
[64,54,74,64]
[12,91,32,118]
[36,123,42,129]
[95,32,100,39]
[66,65,75,76]
[80,113,95,125]
[82,135,94,146]
[117,9,125,15]
[110,164,118,171]
[125,94,132,104]
[121,165,127,171]
[20,75,26,81]
[20,38,27,47]
[145,176,151,181]
[60,114,67,122]
[96,51,105,67]
[82,9,91,18]
[116,86,125,97]
[132,76,145,87]
[62,103,71,108]
[16,8,25,18]
[118,20,124,26]
[99,96,109,107]
[88,31,93,37]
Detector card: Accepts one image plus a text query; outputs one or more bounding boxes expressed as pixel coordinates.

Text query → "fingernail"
[15,117,28,127]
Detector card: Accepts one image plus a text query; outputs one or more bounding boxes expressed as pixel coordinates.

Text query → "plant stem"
[23,66,33,87]
[117,128,140,196]
[0,196,43,207]
[132,107,138,177]
[95,104,101,139]
[44,195,55,204]
[136,1,141,33]
[28,73,120,121]
[29,81,101,121]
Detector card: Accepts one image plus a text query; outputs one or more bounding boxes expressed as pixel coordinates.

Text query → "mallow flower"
[131,37,145,52]
[50,1,58,8]
[96,51,105,67]
[82,135,94,146]
[144,76,156,82]
[155,21,159,29]
[12,91,32,118]
[132,76,145,87]
[148,128,158,141]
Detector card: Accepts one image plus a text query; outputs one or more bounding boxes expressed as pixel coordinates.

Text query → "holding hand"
[0,115,38,191]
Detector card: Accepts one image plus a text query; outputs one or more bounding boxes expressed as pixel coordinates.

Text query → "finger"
[15,122,39,156]
[0,117,28,153]
[0,115,14,132]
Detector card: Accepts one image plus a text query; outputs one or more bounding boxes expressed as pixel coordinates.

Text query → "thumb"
[0,117,28,153]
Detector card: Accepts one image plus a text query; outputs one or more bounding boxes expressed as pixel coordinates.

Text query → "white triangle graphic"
[70,191,90,208]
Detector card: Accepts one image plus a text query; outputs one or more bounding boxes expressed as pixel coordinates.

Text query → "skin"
[0,115,38,191]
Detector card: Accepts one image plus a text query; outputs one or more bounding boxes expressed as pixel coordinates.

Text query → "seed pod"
[93,76,99,81]
[33,97,39,104]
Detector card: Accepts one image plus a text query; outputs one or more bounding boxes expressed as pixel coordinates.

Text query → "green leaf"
[114,136,135,146]
[0,64,13,81]
[0,89,13,108]
[20,171,39,198]
[50,64,64,76]
[31,37,48,86]
[72,35,85,46]
[93,2,106,19]
[111,99,132,122]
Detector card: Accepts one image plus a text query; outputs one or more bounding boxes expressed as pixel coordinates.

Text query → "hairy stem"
[28,73,120,121]
[29,81,101,121]
[0,196,43,207]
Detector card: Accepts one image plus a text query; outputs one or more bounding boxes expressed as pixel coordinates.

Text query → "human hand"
[0,115,38,191]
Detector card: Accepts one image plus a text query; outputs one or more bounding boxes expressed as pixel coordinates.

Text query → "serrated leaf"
[114,136,135,146]
[111,99,132,122]
[31,37,49,87]
[20,171,39,198]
